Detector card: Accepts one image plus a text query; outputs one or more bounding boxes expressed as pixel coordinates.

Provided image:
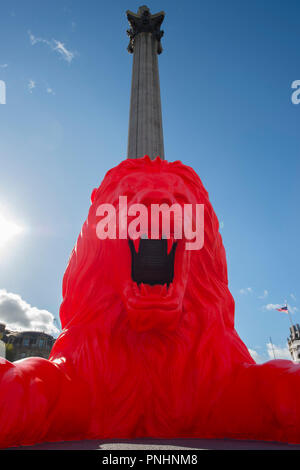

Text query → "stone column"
[126,6,165,160]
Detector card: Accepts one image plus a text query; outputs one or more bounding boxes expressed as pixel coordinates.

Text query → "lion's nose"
[138,191,175,208]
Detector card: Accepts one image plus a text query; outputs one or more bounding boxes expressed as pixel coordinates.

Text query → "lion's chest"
[86,339,218,438]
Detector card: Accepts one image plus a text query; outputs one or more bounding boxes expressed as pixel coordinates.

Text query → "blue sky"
[0,0,299,361]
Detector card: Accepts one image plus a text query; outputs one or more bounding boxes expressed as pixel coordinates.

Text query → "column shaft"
[127,33,164,160]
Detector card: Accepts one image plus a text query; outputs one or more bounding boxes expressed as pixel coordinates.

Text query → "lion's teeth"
[133,282,139,295]
[167,236,174,255]
[133,238,141,253]
[140,283,147,296]
[155,285,163,295]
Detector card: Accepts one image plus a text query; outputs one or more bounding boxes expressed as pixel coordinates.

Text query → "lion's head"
[58,156,249,345]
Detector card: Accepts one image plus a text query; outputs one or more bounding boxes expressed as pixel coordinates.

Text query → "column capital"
[126,5,165,55]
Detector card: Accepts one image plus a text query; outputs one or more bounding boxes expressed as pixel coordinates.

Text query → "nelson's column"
[126,5,165,160]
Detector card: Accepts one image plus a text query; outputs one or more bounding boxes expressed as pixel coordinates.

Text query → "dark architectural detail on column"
[126,5,165,55]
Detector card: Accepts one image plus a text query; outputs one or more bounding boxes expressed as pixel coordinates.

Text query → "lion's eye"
[174,193,187,204]
[125,191,135,201]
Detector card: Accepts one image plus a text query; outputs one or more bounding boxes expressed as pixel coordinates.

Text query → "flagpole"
[269,336,276,359]
[285,300,294,327]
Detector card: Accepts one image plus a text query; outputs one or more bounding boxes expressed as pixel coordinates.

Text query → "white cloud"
[28,79,36,93]
[52,40,74,63]
[266,342,291,360]
[0,64,8,69]
[46,87,55,95]
[28,31,75,64]
[288,304,298,314]
[248,348,264,363]
[249,343,292,363]
[29,31,41,45]
[258,289,268,299]
[0,289,60,336]
[240,287,253,295]
[263,303,298,314]
[291,293,297,301]
[264,303,281,311]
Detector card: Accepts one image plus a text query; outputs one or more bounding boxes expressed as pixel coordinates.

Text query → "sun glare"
[0,213,23,247]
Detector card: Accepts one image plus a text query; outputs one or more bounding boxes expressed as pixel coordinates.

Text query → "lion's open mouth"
[128,238,177,286]
[124,236,186,331]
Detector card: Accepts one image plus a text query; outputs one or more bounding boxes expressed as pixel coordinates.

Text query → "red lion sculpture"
[1,156,300,448]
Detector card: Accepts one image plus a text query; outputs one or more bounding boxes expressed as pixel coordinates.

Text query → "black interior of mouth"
[128,238,177,286]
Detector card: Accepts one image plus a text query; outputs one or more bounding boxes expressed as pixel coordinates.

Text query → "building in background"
[0,338,5,358]
[288,324,300,363]
[0,322,55,362]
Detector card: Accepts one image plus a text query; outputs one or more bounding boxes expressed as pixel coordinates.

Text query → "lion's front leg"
[212,360,300,444]
[0,357,90,448]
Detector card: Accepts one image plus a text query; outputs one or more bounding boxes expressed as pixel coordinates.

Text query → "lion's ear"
[91,188,97,204]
